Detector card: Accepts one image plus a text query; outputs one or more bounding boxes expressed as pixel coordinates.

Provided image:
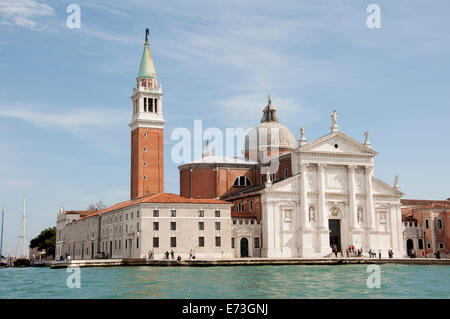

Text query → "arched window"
[233,176,252,187]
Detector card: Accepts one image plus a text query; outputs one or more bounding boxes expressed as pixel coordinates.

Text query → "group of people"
[410,249,448,259]
[331,244,397,259]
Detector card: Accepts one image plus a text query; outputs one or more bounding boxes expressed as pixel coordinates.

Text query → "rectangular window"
[231,237,235,249]
[418,239,423,250]
[170,222,177,231]
[131,212,133,219]
[199,237,205,247]
[126,213,128,220]
[125,240,127,250]
[153,210,159,217]
[155,99,158,113]
[254,238,260,248]
[137,222,140,232]
[215,236,221,247]
[114,240,117,250]
[425,219,429,229]
[171,210,177,217]
[149,98,153,112]
[199,222,204,231]
[438,219,443,229]
[137,211,139,218]
[199,210,204,217]
[153,222,159,231]
[261,175,264,184]
[250,201,253,211]
[137,238,139,249]
[153,237,159,248]
[440,243,444,249]
[215,222,221,231]
[119,240,121,250]
[144,97,147,112]
[170,237,177,247]
[215,210,220,217]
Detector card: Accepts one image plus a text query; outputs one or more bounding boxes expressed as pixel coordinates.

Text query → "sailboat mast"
[0,206,4,258]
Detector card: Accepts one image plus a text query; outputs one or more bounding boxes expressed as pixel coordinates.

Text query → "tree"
[29,227,56,257]
[87,201,107,212]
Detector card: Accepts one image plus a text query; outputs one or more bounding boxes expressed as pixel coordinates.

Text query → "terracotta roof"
[401,199,450,211]
[80,193,230,219]
[401,199,450,206]
[65,210,90,216]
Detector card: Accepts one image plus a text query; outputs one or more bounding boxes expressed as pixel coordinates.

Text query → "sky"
[0,0,449,256]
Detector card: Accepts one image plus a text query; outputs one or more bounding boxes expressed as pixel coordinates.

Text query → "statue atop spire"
[261,95,278,123]
[137,27,157,79]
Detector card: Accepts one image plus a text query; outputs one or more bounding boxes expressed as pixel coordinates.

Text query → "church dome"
[244,96,297,158]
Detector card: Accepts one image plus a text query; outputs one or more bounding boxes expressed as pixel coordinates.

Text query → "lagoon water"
[1,265,449,299]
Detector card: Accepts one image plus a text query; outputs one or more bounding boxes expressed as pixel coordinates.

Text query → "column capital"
[347,164,357,171]
[317,163,327,170]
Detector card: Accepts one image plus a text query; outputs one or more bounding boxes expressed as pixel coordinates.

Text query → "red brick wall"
[179,166,256,199]
[130,127,164,199]
[230,194,262,222]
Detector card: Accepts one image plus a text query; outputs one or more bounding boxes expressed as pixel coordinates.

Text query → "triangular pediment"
[298,131,377,156]
[372,177,404,197]
[265,174,301,193]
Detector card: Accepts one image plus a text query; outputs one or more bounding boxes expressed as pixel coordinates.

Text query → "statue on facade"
[357,207,363,223]
[330,110,339,132]
[394,175,399,189]
[299,127,307,146]
[364,130,371,147]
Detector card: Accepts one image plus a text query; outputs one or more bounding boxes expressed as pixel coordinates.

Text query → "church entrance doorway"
[328,219,341,252]
[240,238,249,257]
[406,239,414,256]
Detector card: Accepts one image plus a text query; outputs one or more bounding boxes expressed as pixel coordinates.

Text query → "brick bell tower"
[129,28,164,199]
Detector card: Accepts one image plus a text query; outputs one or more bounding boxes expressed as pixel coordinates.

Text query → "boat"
[31,261,45,267]
[13,258,30,267]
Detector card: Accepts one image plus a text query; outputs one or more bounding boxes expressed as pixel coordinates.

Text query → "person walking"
[378,249,381,259]
[170,249,175,259]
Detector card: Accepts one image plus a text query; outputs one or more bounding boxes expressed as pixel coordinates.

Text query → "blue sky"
[0,0,449,255]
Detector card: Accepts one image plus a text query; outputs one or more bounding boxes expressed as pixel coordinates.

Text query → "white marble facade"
[261,122,405,258]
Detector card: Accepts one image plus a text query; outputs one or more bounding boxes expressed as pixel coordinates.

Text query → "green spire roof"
[137,38,157,79]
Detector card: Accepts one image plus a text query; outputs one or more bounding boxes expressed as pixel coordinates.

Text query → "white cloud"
[0,103,128,130]
[0,0,55,30]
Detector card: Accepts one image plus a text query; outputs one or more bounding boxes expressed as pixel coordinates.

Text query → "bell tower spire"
[129,28,165,199]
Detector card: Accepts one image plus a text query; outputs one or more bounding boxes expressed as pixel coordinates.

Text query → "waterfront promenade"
[48,257,450,269]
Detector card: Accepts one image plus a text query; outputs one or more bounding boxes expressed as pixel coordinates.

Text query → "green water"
[1,265,449,298]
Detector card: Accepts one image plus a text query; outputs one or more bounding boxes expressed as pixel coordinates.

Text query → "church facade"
[56,30,406,260]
